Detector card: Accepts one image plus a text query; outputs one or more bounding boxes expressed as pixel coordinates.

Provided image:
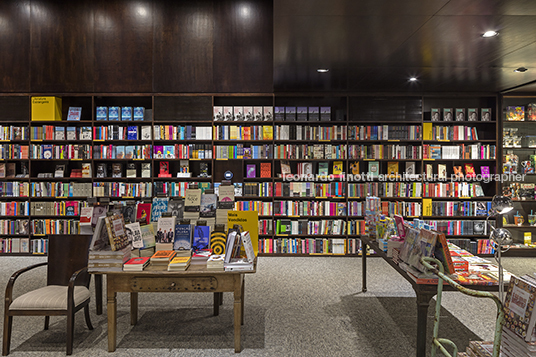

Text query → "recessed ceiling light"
[409,77,418,82]
[482,30,498,38]
[317,68,329,73]
[514,67,528,73]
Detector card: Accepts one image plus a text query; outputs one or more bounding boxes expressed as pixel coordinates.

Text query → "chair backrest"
[47,235,93,287]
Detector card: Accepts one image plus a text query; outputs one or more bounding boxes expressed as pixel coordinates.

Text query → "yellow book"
[333,161,343,175]
[263,125,273,140]
[169,256,191,265]
[422,198,432,217]
[387,161,399,177]
[423,122,433,141]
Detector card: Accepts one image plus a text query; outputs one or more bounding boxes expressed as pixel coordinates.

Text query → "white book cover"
[156,216,176,243]
[125,222,144,249]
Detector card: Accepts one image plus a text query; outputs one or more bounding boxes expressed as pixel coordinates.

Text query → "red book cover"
[136,203,152,223]
[124,257,150,266]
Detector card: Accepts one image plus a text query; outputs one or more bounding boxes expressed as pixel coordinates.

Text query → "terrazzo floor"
[1,255,535,357]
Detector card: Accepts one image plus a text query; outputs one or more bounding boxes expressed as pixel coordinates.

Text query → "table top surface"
[90,262,257,276]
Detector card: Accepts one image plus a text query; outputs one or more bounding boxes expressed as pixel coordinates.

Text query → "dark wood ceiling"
[273,0,536,93]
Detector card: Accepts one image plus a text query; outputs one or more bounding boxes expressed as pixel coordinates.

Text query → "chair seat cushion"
[10,285,90,310]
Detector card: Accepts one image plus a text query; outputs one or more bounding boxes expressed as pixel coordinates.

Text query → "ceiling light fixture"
[317,68,329,73]
[514,67,528,73]
[482,30,498,38]
[409,77,418,82]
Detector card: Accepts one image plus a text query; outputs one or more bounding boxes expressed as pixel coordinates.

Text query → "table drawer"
[131,276,218,292]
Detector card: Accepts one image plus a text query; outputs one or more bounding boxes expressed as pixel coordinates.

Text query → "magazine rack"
[420,257,504,357]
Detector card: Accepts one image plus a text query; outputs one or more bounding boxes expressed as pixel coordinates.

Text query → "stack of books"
[207,254,225,271]
[191,249,212,266]
[150,250,176,266]
[167,256,191,271]
[123,257,150,271]
[88,247,130,272]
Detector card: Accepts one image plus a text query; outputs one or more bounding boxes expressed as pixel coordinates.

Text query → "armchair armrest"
[5,262,48,307]
[67,267,89,309]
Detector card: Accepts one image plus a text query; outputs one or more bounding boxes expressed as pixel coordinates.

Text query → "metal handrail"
[421,257,505,357]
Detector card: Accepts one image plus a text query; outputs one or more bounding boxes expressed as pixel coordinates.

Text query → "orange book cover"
[464,163,476,178]
[151,250,176,260]
[260,162,271,178]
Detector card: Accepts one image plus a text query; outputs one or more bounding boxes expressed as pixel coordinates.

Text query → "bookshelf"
[0,93,512,257]
[500,95,536,253]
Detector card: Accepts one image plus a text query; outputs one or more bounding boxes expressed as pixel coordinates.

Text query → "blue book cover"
[121,107,132,121]
[164,145,175,159]
[108,106,120,121]
[114,145,125,159]
[133,107,145,121]
[200,193,217,217]
[42,144,53,159]
[151,197,169,222]
[173,224,192,250]
[96,106,108,121]
[192,225,210,252]
[127,126,138,140]
[125,145,135,159]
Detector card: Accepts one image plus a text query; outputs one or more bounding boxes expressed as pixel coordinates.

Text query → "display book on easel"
[224,224,255,271]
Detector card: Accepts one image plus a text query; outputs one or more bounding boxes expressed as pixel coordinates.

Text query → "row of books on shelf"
[275,219,347,235]
[422,219,489,236]
[348,144,422,160]
[503,182,536,200]
[214,144,272,159]
[0,201,29,216]
[31,144,92,159]
[446,238,496,255]
[31,201,86,216]
[274,144,347,159]
[275,125,347,141]
[348,181,423,198]
[30,182,92,198]
[213,125,273,141]
[424,124,480,141]
[153,125,212,141]
[422,144,496,160]
[30,219,79,235]
[92,182,153,198]
[31,126,92,141]
[0,144,29,159]
[0,238,47,254]
[273,200,347,216]
[0,163,28,179]
[348,125,421,141]
[214,105,273,122]
[273,106,337,122]
[422,182,485,198]
[259,237,362,255]
[234,201,273,215]
[95,106,148,121]
[0,220,29,235]
[93,125,152,141]
[505,104,536,121]
[430,107,492,122]
[0,126,28,141]
[93,144,151,160]
[272,181,346,198]
[425,200,490,217]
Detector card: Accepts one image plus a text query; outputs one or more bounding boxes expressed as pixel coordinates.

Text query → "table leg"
[107,281,117,352]
[95,274,103,315]
[362,241,368,292]
[130,292,138,325]
[234,276,242,353]
[241,277,245,325]
[416,292,434,357]
[213,293,220,316]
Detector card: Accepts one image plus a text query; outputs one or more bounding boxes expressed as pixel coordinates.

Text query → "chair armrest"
[5,262,48,306]
[67,267,89,308]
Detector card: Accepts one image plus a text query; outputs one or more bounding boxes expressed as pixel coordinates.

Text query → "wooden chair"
[3,235,94,356]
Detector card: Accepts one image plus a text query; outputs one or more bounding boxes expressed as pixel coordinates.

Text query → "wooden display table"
[360,236,501,357]
[91,263,256,353]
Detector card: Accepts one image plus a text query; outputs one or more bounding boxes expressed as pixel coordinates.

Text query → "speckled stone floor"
[1,255,535,357]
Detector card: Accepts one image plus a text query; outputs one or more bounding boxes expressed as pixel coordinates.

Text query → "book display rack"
[2,93,534,257]
[500,95,536,252]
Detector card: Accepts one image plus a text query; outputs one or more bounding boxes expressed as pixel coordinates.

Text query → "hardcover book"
[158,161,171,177]
[368,161,379,178]
[280,160,291,176]
[243,106,253,121]
[297,107,308,121]
[80,127,92,140]
[153,145,164,159]
[455,108,465,121]
[387,161,399,177]
[126,163,136,177]
[184,188,202,210]
[223,106,233,121]
[121,203,136,224]
[133,107,145,121]
[464,163,476,178]
[504,276,536,341]
[121,107,132,121]
[529,103,536,121]
[96,106,108,121]
[213,106,223,121]
[112,163,122,178]
[123,257,150,271]
[333,161,343,175]
[431,108,440,121]
[246,164,256,178]
[468,108,478,121]
[253,106,263,121]
[141,126,151,140]
[151,197,170,222]
[136,203,152,224]
[54,127,65,140]
[108,106,120,121]
[274,107,285,121]
[481,108,492,121]
[139,223,156,248]
[156,216,176,243]
[349,161,360,175]
[173,224,192,250]
[437,164,447,180]
[285,107,296,122]
[308,107,319,122]
[443,108,453,121]
[104,214,129,251]
[453,165,464,179]
[67,107,82,121]
[200,193,217,218]
[405,161,415,177]
[125,221,144,248]
[124,146,135,160]
[506,106,525,121]
[167,198,185,219]
[263,106,273,121]
[127,126,138,140]
[115,146,125,159]
[192,225,211,252]
[141,163,151,178]
[320,107,331,121]
[66,127,77,140]
[96,163,107,178]
[480,166,490,178]
[318,162,329,176]
[233,106,243,121]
